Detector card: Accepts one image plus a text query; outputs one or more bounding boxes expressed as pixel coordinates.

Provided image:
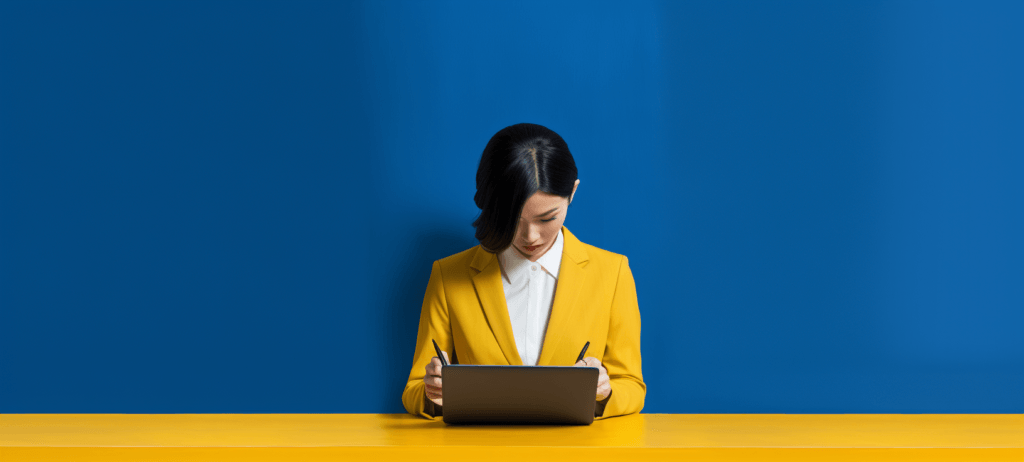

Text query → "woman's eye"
[541,217,557,222]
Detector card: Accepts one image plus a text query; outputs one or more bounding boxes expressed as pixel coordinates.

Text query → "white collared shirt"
[497,228,564,366]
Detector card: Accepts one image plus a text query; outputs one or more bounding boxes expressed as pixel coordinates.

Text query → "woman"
[401,123,645,419]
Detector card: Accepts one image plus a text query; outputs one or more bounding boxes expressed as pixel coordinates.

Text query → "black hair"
[472,123,578,253]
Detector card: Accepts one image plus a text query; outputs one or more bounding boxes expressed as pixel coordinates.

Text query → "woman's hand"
[424,351,448,406]
[576,356,611,401]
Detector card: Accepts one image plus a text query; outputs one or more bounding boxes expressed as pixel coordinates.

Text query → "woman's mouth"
[524,245,540,252]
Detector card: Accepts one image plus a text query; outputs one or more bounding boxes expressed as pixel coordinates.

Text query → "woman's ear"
[569,179,580,205]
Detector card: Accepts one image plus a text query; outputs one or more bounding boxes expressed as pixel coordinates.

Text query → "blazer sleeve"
[401,260,450,419]
[596,255,646,419]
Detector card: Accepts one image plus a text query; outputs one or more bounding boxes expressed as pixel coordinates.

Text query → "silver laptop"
[441,365,599,425]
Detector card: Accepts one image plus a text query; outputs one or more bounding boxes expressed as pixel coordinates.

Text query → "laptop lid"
[441,365,599,425]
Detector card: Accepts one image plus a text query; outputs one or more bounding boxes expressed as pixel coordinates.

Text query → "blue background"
[1,0,1021,413]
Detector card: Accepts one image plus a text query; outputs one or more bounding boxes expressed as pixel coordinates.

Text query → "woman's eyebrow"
[534,207,559,218]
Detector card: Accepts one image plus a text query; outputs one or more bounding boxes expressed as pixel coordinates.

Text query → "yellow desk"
[2,414,1021,461]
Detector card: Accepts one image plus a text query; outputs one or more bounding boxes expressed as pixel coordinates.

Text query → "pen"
[575,341,590,365]
[432,339,449,366]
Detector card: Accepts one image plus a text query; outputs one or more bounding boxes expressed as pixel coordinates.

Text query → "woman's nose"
[521,223,540,244]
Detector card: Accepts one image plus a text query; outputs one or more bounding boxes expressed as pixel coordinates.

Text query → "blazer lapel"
[469,226,590,367]
[537,226,590,366]
[470,246,523,365]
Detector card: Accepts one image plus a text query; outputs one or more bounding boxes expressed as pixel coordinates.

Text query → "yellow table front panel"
[2,413,1021,461]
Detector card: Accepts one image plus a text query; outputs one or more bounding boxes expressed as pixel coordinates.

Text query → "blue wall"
[1,0,1021,413]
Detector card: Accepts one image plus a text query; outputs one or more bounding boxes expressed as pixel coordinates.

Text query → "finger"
[442,351,450,363]
[424,375,442,388]
[426,362,442,376]
[575,359,587,367]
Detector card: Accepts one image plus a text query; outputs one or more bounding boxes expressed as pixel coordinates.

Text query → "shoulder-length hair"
[472,123,578,253]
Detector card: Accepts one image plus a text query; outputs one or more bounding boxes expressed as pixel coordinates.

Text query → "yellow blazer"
[402,226,645,419]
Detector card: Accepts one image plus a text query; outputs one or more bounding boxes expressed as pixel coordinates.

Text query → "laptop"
[441,365,599,425]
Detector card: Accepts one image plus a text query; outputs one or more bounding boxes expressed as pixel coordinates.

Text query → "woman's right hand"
[424,351,448,406]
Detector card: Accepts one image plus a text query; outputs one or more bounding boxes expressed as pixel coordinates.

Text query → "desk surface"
[3,414,1022,461]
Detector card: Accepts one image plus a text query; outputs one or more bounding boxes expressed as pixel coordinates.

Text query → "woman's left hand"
[576,356,611,401]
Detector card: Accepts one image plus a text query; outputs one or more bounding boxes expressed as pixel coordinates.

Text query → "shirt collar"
[499,227,564,283]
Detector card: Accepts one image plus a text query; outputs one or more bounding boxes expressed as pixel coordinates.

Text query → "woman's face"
[512,180,580,262]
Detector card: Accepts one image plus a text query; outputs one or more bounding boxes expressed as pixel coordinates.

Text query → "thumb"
[442,351,450,363]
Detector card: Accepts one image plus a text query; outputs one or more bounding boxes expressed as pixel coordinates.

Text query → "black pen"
[432,339,449,366]
[575,341,590,365]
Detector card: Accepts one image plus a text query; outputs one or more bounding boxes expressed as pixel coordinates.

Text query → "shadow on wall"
[379,222,478,412]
